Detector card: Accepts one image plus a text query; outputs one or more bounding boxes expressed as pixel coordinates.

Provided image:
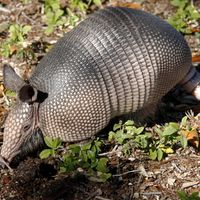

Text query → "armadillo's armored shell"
[29,7,191,142]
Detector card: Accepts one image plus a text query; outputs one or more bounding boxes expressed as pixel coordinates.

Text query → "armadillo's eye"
[23,124,31,132]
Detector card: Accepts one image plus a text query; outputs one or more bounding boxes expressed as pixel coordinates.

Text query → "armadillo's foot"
[193,85,200,100]
[0,155,13,172]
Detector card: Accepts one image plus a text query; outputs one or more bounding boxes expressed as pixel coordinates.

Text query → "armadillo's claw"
[0,155,13,172]
[185,109,194,120]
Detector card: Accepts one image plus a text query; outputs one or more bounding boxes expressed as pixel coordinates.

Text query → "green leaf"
[162,126,178,136]
[170,0,187,8]
[155,127,163,136]
[144,132,152,138]
[44,136,61,148]
[149,149,157,160]
[177,191,200,200]
[136,127,144,134]
[82,143,92,151]
[126,125,137,134]
[108,131,115,141]
[181,116,188,127]
[115,130,131,144]
[169,122,179,131]
[93,139,102,153]
[177,191,188,200]
[59,166,67,173]
[39,149,52,159]
[186,5,200,20]
[96,158,108,173]
[157,149,164,161]
[80,151,88,162]
[98,172,112,182]
[122,143,131,155]
[139,137,148,149]
[113,123,121,131]
[92,0,101,6]
[44,136,54,148]
[45,25,54,35]
[179,135,188,148]
[87,150,96,160]
[22,25,31,35]
[69,144,81,154]
[165,147,174,154]
[124,120,134,126]
[52,138,62,148]
[5,90,16,97]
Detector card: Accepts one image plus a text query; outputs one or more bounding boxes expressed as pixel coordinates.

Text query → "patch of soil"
[1,150,200,200]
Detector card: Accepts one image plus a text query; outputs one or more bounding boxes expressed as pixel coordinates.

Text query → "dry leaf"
[112,2,141,9]
[192,55,200,63]
[0,84,5,97]
[190,28,200,33]
[10,45,18,54]
[180,130,199,148]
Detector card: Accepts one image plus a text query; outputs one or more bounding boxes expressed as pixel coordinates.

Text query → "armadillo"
[1,7,200,168]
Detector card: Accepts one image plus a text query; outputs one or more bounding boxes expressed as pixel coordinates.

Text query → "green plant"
[109,117,190,161]
[44,0,67,35]
[168,0,200,33]
[40,137,111,182]
[151,118,188,160]
[43,0,102,34]
[39,136,62,158]
[66,8,80,27]
[1,24,31,58]
[177,191,200,200]
[108,120,149,149]
[66,0,102,27]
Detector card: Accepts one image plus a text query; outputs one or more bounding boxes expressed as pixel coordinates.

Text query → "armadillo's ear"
[3,64,25,93]
[19,85,38,103]
[19,85,48,103]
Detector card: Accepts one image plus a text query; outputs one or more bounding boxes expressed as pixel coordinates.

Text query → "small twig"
[141,192,162,196]
[171,162,182,173]
[21,12,35,24]
[95,196,111,200]
[113,169,141,177]
[0,6,11,14]
[86,189,102,200]
[99,145,118,156]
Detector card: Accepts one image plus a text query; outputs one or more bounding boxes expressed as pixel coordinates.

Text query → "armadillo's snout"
[0,102,36,168]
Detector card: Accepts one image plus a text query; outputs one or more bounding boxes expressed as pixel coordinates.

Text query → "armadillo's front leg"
[0,155,13,172]
[180,66,200,100]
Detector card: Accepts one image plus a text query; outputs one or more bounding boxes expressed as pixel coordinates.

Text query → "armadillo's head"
[0,64,46,170]
[1,102,38,165]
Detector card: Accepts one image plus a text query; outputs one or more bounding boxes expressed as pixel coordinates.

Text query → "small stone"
[138,165,148,177]
[134,192,140,198]
[167,178,176,186]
